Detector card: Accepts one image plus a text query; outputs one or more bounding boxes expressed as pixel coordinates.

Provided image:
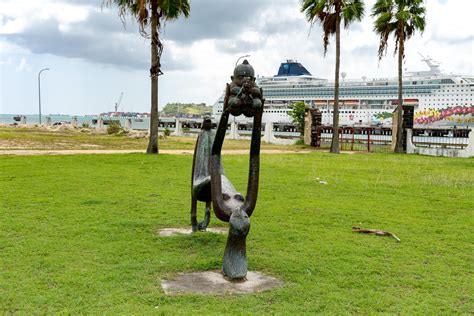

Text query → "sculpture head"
[202,115,212,130]
[227,60,262,117]
[229,208,250,237]
[222,207,250,279]
[231,60,256,85]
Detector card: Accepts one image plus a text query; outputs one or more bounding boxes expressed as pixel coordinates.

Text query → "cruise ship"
[213,57,474,127]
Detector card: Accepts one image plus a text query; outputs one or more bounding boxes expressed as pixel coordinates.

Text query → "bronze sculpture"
[191,60,264,280]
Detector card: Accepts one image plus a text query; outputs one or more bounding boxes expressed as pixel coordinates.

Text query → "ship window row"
[264,85,439,95]
[264,89,434,97]
[264,85,440,92]
[322,110,386,114]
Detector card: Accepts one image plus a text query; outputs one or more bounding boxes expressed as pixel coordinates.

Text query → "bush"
[295,139,305,146]
[107,122,122,135]
[163,128,171,137]
[82,122,90,128]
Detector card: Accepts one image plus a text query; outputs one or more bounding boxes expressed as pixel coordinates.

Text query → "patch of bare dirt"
[0,149,315,156]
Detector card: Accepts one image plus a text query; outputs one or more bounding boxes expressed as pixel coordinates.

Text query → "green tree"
[372,0,426,153]
[288,101,306,136]
[106,0,190,154]
[301,0,364,154]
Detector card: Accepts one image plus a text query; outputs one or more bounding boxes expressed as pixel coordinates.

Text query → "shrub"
[107,122,122,135]
[82,122,90,128]
[295,139,305,146]
[163,127,171,137]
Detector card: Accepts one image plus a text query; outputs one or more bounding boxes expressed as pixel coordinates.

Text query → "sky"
[0,0,473,115]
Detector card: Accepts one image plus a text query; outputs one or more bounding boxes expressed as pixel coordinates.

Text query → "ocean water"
[0,114,151,130]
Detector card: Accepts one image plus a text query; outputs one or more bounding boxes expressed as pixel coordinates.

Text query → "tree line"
[161,103,212,117]
[105,0,426,154]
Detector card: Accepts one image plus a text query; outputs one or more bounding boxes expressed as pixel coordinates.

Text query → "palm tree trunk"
[330,16,341,154]
[147,1,159,154]
[395,27,404,153]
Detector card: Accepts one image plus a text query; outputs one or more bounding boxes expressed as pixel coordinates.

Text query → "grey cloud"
[216,39,264,54]
[1,15,15,25]
[163,0,272,43]
[350,45,377,57]
[431,34,474,45]
[1,0,300,69]
[160,48,193,72]
[259,15,306,36]
[1,6,193,71]
[62,0,104,6]
[2,14,149,69]
[345,21,364,32]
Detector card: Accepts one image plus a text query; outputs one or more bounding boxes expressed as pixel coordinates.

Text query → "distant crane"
[114,92,124,112]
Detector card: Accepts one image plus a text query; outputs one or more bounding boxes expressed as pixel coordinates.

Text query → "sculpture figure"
[190,116,214,232]
[191,60,264,280]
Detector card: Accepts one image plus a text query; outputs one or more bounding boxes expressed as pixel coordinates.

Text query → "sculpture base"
[158,227,227,237]
[161,271,283,295]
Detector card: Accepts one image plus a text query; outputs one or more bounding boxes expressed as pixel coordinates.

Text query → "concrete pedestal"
[172,119,183,136]
[158,227,227,236]
[161,271,283,295]
[228,121,239,140]
[125,118,132,131]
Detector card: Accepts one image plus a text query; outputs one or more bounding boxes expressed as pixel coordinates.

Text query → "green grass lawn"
[0,152,472,314]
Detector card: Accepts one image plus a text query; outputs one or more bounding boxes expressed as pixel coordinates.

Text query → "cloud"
[431,34,474,46]
[0,0,473,116]
[162,0,272,43]
[0,3,197,72]
[15,57,30,71]
[0,0,282,71]
[2,14,148,69]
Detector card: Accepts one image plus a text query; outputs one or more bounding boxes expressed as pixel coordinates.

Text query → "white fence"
[406,129,474,158]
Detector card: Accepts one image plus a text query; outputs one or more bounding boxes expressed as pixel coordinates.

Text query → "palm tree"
[301,0,364,154]
[106,0,190,154]
[372,0,425,153]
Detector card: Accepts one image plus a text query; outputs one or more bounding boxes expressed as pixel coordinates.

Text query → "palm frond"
[372,0,425,58]
[396,9,410,23]
[322,12,338,54]
[159,0,190,20]
[371,0,393,17]
[301,0,328,25]
[106,0,189,35]
[342,0,365,28]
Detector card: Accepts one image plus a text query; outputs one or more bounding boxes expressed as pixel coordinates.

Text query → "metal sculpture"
[191,60,264,280]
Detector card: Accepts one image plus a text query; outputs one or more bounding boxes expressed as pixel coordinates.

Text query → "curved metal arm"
[243,100,263,217]
[210,84,232,221]
[210,84,264,221]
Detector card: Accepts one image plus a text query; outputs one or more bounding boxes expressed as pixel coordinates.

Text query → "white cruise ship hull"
[213,59,474,128]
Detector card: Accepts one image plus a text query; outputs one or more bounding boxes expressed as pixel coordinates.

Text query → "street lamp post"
[235,54,250,67]
[38,68,50,125]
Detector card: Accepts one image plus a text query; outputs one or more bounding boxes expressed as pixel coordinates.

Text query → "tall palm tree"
[301,0,364,154]
[106,0,190,154]
[372,0,425,153]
